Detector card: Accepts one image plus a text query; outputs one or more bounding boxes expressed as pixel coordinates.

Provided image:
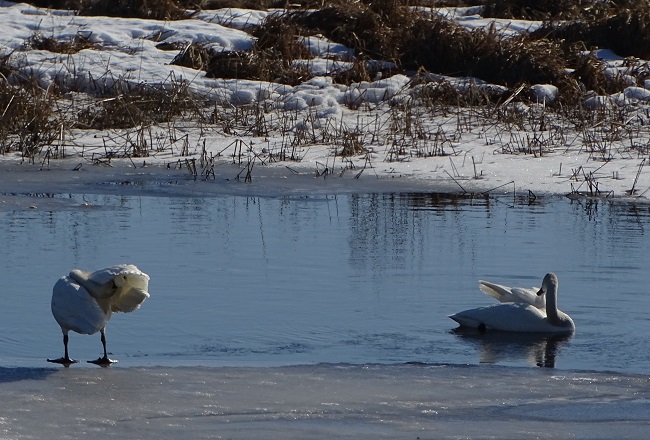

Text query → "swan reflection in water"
[451,328,572,368]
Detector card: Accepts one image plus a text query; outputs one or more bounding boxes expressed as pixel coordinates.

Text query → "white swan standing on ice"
[449,273,575,334]
[48,264,151,366]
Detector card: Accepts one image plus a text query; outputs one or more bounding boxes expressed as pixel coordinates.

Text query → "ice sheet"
[0,160,463,205]
[2,364,649,439]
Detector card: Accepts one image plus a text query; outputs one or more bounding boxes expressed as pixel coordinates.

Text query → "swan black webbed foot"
[88,356,118,367]
[47,357,78,367]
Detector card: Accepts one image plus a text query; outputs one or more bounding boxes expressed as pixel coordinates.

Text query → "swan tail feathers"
[448,312,482,329]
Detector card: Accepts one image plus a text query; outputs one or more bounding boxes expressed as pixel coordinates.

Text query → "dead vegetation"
[1,0,648,196]
[170,14,313,85]
[531,2,650,60]
[14,0,650,101]
[75,76,200,130]
[482,0,602,21]
[0,76,60,160]
[167,1,638,106]
[23,33,97,54]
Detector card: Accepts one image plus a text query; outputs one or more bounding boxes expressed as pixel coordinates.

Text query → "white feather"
[51,276,108,335]
[479,279,545,310]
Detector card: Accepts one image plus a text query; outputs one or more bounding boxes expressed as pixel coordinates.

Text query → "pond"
[1,189,649,373]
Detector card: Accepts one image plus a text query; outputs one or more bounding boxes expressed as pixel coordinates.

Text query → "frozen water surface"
[1,364,649,439]
[1,166,650,438]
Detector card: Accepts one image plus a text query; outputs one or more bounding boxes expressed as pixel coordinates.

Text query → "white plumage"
[449,273,575,335]
[48,264,150,366]
[479,279,545,309]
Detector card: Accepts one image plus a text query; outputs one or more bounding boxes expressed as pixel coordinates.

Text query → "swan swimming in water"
[48,264,150,366]
[449,273,574,334]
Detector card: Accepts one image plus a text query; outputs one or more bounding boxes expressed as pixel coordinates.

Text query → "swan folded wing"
[449,303,562,333]
[51,276,107,335]
[479,280,544,309]
[511,287,545,308]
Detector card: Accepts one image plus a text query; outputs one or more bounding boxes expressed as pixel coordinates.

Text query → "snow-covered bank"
[2,363,649,439]
[1,2,650,199]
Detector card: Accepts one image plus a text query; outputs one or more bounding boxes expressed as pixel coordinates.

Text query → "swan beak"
[537,287,544,296]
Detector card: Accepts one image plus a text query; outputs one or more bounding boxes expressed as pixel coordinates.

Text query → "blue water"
[1,190,649,373]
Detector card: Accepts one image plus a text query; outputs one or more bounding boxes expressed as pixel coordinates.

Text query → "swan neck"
[545,284,561,323]
[69,269,113,299]
[69,269,91,289]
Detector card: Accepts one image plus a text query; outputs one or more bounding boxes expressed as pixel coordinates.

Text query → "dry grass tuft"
[78,0,190,20]
[190,0,285,8]
[202,48,312,85]
[76,77,200,129]
[482,0,599,21]
[291,1,417,64]
[532,2,650,60]
[403,20,571,92]
[0,52,15,80]
[410,75,507,107]
[16,0,85,9]
[171,14,314,86]
[0,69,60,158]
[170,44,214,71]
[251,14,312,61]
[24,32,97,54]
[285,4,577,99]
[205,50,261,80]
[568,51,630,96]
[17,0,305,19]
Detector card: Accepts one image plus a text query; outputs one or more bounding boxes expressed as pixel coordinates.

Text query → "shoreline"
[1,156,648,205]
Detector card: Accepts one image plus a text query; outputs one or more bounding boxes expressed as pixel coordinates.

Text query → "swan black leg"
[88,329,117,366]
[48,333,78,367]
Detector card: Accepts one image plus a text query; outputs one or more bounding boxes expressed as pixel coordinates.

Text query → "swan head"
[106,267,150,313]
[536,272,558,296]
